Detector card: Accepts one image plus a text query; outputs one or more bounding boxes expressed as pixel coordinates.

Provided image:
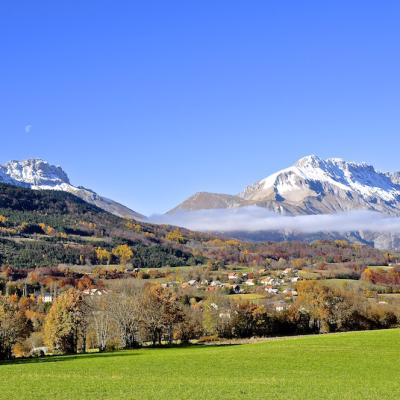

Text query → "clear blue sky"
[1,1,400,215]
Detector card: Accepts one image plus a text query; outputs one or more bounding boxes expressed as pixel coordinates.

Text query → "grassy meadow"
[1,329,400,400]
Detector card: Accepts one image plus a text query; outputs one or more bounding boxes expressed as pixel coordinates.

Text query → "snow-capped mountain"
[167,155,400,249]
[0,159,144,220]
[170,155,400,216]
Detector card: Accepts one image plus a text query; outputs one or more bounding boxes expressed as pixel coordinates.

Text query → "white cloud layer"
[149,207,400,234]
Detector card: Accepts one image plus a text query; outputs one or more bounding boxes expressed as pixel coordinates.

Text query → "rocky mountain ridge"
[170,155,400,216]
[0,159,144,220]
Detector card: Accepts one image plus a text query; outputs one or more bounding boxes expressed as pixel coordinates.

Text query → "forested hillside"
[0,183,207,268]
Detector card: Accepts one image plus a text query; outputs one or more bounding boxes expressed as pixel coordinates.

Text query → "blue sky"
[1,1,400,215]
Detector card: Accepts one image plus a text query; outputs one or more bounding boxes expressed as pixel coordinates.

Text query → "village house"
[283,289,298,297]
[228,272,238,280]
[210,280,223,287]
[40,293,54,303]
[260,277,273,285]
[31,346,49,357]
[273,301,288,312]
[265,287,279,294]
[283,268,292,275]
[219,311,231,319]
[258,268,267,274]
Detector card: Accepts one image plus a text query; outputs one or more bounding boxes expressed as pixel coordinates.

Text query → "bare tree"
[87,296,112,352]
[107,292,141,349]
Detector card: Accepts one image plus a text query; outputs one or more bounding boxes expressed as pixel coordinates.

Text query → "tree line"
[1,280,398,360]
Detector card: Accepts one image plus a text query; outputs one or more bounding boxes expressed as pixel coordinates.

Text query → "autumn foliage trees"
[94,244,134,266]
[0,278,399,360]
[95,248,112,265]
[291,281,398,334]
[38,284,203,356]
[0,295,30,359]
[112,244,133,266]
[44,289,87,354]
[362,267,400,286]
[165,229,185,244]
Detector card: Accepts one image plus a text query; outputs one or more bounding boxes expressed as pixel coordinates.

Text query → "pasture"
[1,329,399,400]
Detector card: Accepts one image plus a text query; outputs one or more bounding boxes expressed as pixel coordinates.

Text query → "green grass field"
[1,329,400,400]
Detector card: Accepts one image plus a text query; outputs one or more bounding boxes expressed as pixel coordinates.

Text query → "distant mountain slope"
[0,159,145,220]
[170,155,400,216]
[168,192,249,214]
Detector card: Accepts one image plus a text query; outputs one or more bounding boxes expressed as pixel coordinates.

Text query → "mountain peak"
[294,154,323,168]
[4,158,71,187]
[0,159,144,220]
[326,157,345,162]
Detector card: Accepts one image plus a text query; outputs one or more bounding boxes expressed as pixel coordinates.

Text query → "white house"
[41,293,53,303]
[274,301,288,312]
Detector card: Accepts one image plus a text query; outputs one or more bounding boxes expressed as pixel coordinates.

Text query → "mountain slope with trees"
[0,183,206,269]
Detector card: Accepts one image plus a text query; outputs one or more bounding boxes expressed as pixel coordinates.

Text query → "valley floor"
[1,329,400,400]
